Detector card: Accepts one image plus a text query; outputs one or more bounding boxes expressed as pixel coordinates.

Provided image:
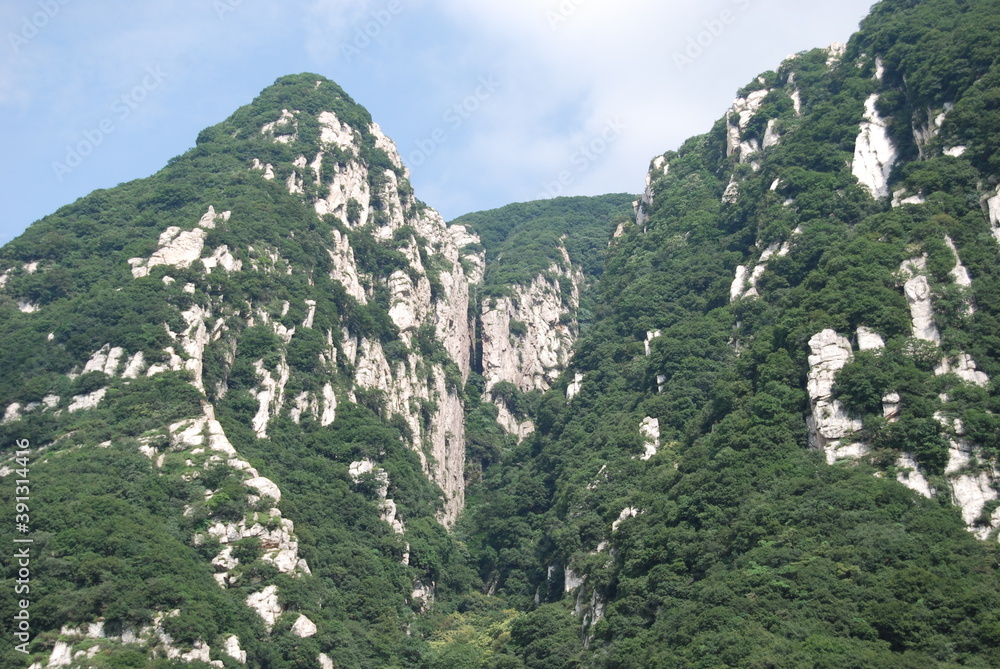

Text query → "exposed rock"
[566,373,584,401]
[68,388,107,413]
[261,109,298,144]
[18,300,39,313]
[722,175,740,204]
[726,88,771,161]
[251,357,290,438]
[290,614,318,638]
[46,640,73,667]
[944,236,973,289]
[328,229,368,304]
[412,579,435,612]
[899,256,941,343]
[245,476,282,504]
[945,441,1000,539]
[224,635,247,664]
[480,266,578,396]
[896,453,934,498]
[986,186,1000,244]
[318,111,356,151]
[856,326,886,352]
[891,189,926,208]
[935,353,989,387]
[316,160,371,224]
[319,654,334,669]
[639,417,660,461]
[853,94,897,199]
[84,344,125,376]
[202,245,242,273]
[644,330,661,356]
[730,265,751,302]
[730,241,789,301]
[369,122,406,173]
[379,497,406,535]
[825,41,846,67]
[882,392,901,422]
[564,567,586,594]
[302,299,317,329]
[806,329,864,464]
[350,459,390,498]
[246,585,283,630]
[612,507,639,533]
[129,206,229,278]
[762,119,781,148]
[2,403,22,424]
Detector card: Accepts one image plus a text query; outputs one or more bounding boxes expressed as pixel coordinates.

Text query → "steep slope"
[455,0,1000,666]
[0,74,484,668]
[454,196,634,440]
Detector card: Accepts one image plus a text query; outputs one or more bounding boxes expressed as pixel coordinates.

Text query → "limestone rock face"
[730,240,791,302]
[224,636,247,664]
[986,186,1000,243]
[291,614,318,638]
[566,372,584,401]
[852,94,897,199]
[246,585,283,630]
[899,256,941,343]
[129,206,231,278]
[806,329,864,464]
[634,157,667,229]
[639,417,660,461]
[480,256,581,440]
[896,453,934,499]
[726,88,772,162]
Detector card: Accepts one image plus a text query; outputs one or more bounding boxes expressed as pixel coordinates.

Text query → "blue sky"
[1,0,876,245]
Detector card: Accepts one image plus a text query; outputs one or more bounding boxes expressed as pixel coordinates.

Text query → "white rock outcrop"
[224,635,247,664]
[896,453,934,499]
[246,585,283,630]
[985,186,1000,244]
[730,240,790,301]
[945,442,1000,540]
[612,507,640,533]
[480,259,580,440]
[806,329,864,464]
[68,388,107,413]
[936,353,989,387]
[644,330,661,357]
[291,614,318,638]
[726,88,771,162]
[853,94,897,199]
[262,109,298,144]
[566,372,584,401]
[899,256,941,343]
[84,344,125,376]
[639,417,660,460]
[129,206,231,278]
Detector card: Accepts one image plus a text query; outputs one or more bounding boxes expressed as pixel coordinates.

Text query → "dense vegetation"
[449,0,1000,666]
[1,0,1000,667]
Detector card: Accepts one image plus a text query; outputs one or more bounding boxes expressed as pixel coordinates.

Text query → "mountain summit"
[4,0,1000,666]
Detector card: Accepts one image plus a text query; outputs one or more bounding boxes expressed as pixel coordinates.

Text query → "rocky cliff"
[0,75,488,667]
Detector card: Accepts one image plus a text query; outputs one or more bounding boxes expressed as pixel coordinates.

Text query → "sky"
[0,0,877,246]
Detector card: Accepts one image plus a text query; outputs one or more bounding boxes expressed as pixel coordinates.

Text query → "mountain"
[2,0,1000,667]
